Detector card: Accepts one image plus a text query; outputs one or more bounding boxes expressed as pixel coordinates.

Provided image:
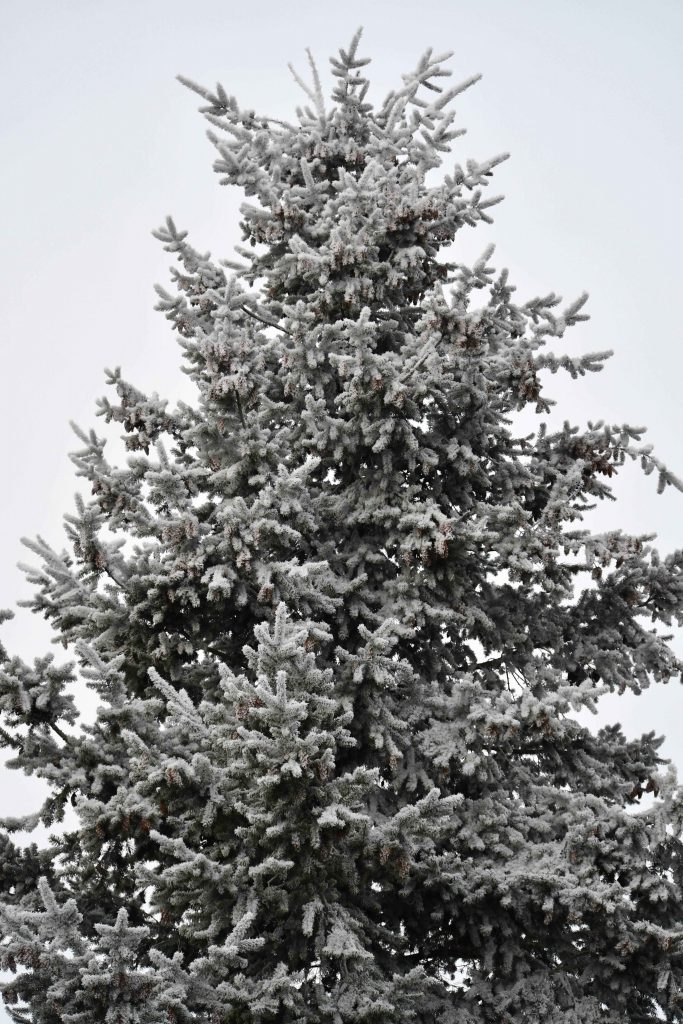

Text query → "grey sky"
[0,0,682,1013]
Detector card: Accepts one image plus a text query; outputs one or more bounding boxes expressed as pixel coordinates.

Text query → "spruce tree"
[3,30,683,1023]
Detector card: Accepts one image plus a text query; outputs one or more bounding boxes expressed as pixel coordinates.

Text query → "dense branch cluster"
[2,30,683,1024]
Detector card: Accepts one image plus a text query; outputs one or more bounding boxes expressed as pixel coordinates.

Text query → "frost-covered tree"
[3,29,683,1023]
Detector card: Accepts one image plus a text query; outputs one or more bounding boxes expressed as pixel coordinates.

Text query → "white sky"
[0,0,682,1011]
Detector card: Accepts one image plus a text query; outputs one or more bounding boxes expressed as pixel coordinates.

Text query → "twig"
[398,339,437,384]
[464,656,505,672]
[104,566,129,592]
[233,388,247,428]
[49,721,72,745]
[240,304,291,336]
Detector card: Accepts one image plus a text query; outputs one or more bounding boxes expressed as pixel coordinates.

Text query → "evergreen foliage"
[3,30,683,1022]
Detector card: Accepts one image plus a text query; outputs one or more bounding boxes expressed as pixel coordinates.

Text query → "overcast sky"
[0,0,682,1008]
